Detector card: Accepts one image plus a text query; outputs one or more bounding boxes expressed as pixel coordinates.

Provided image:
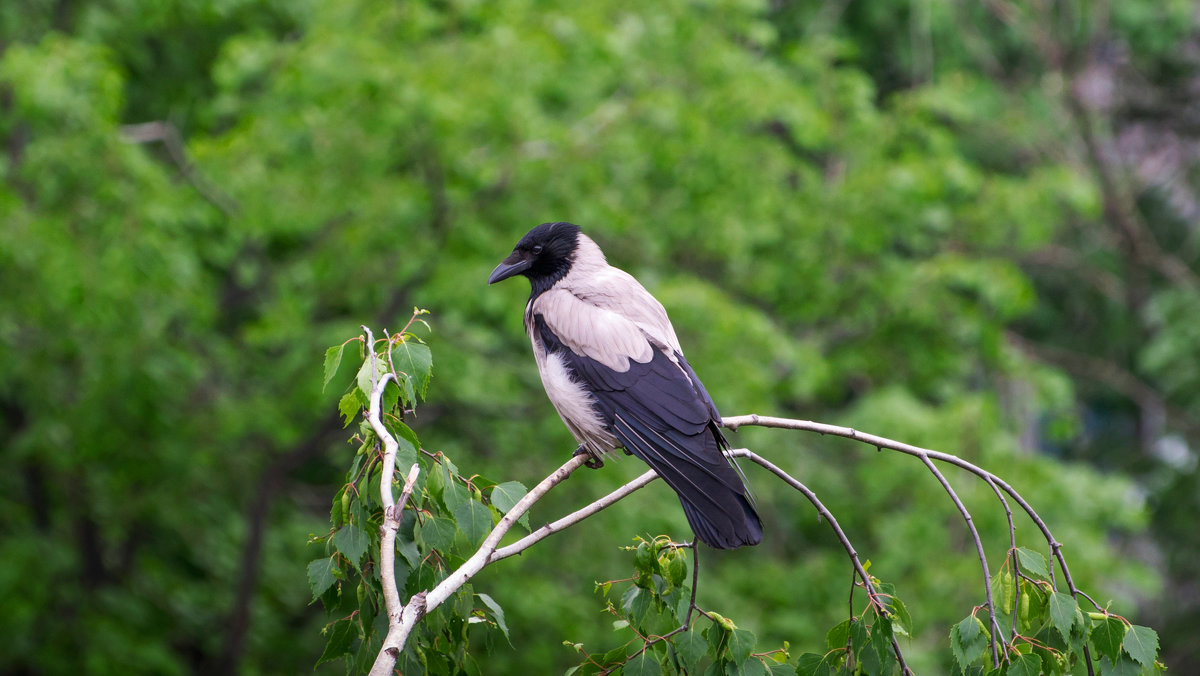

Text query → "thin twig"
[379,453,590,661]
[685,542,699,627]
[984,475,1022,641]
[492,469,659,562]
[920,456,1003,668]
[728,449,911,675]
[722,416,1096,641]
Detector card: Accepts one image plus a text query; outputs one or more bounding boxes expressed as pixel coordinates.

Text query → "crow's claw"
[572,445,604,469]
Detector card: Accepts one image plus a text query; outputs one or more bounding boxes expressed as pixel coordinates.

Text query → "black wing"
[534,314,762,549]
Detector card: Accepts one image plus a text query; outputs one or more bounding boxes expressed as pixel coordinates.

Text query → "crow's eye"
[531,245,544,255]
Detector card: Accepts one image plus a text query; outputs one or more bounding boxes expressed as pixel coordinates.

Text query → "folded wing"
[531,287,762,549]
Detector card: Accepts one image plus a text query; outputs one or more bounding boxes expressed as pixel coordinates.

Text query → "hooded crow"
[489,222,763,549]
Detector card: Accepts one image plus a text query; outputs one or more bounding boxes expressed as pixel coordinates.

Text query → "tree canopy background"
[2,0,1197,673]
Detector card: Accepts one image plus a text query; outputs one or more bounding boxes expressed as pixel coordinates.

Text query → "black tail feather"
[614,414,763,549]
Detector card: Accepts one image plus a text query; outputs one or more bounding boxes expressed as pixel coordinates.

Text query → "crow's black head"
[488,222,582,296]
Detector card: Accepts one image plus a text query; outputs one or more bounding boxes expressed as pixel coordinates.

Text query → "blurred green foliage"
[2,0,1196,673]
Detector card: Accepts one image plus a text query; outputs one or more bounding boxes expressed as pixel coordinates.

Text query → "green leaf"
[489,480,527,513]
[1032,644,1063,676]
[398,374,416,410]
[356,634,382,675]
[634,540,656,575]
[825,618,851,650]
[601,645,628,668]
[870,615,896,672]
[1007,653,1042,676]
[1101,656,1143,676]
[1015,547,1051,581]
[674,627,707,668]
[381,378,401,414]
[397,645,422,676]
[426,459,446,503]
[1049,592,1079,643]
[396,534,420,568]
[629,584,652,625]
[857,633,884,676]
[729,627,755,663]
[726,657,769,676]
[624,651,662,676]
[315,618,356,666]
[330,487,344,527]
[332,524,369,570]
[393,340,433,399]
[706,618,730,658]
[442,470,469,513]
[323,343,347,392]
[452,499,493,545]
[795,651,836,676]
[392,437,419,480]
[992,568,1016,614]
[1122,625,1158,667]
[490,481,530,530]
[356,352,388,398]
[418,516,456,552]
[1090,616,1126,663]
[889,596,913,638]
[477,593,511,645]
[338,389,363,427]
[392,420,420,456]
[950,615,988,669]
[454,583,474,619]
[665,551,687,587]
[306,558,337,601]
[849,617,869,656]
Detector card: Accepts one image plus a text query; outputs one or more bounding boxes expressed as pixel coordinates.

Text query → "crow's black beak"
[488,252,531,284]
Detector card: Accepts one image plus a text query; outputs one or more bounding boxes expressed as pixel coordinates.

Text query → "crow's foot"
[572,445,604,469]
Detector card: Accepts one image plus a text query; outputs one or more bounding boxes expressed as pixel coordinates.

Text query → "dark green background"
[2,0,1197,673]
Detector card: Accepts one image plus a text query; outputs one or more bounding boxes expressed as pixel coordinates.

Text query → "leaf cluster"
[310,319,525,674]
[566,536,793,676]
[948,548,1163,676]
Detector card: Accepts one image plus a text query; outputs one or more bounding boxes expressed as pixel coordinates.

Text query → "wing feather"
[529,289,761,549]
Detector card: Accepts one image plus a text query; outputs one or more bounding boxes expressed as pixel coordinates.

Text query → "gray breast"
[533,338,619,458]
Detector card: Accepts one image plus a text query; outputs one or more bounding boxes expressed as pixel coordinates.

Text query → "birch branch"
[352,403,1100,672]
[368,453,592,664]
[919,455,1004,668]
[362,364,421,676]
[492,468,659,562]
[722,415,1097,610]
[728,449,911,675]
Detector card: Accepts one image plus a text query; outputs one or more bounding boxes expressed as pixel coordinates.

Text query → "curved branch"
[919,456,1003,668]
[722,414,1097,610]
[358,408,1099,674]
[983,475,1023,639]
[728,449,911,676]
